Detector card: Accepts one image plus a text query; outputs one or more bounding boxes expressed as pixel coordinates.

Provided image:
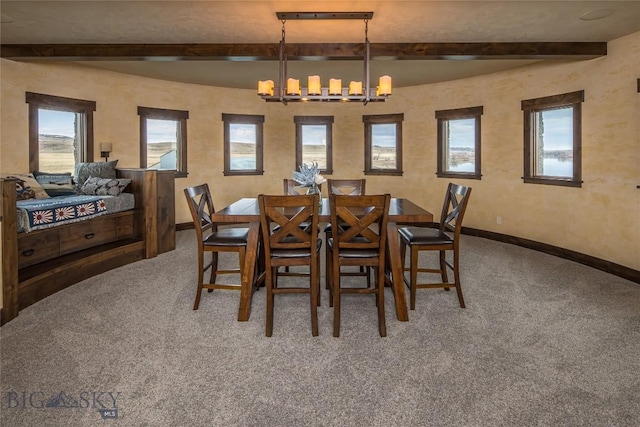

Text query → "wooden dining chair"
[184,184,251,310]
[259,194,322,337]
[327,179,366,196]
[279,179,322,273]
[324,179,370,290]
[327,194,391,337]
[283,178,322,196]
[399,183,472,309]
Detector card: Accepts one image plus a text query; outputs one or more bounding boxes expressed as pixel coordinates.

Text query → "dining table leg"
[237,221,261,321]
[386,221,409,321]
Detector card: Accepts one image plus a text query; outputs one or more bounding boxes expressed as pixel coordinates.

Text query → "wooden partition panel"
[1,179,19,323]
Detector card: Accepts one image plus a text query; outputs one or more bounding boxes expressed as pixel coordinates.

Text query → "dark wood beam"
[0,42,607,61]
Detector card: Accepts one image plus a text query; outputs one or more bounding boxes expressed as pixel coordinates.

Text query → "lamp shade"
[100,142,112,152]
[287,78,301,95]
[258,80,274,96]
[308,75,321,95]
[378,75,392,95]
[348,81,363,95]
[329,78,342,95]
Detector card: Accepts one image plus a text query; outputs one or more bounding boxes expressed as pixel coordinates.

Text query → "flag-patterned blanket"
[17,195,108,232]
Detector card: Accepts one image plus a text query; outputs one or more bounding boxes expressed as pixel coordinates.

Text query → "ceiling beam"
[0,42,607,61]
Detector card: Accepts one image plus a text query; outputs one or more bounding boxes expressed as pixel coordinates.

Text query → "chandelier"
[258,12,392,104]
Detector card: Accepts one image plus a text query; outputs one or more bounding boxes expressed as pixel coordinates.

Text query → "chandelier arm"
[279,19,287,104]
[364,18,370,105]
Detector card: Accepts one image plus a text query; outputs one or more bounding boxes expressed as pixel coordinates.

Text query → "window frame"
[363,113,404,176]
[294,115,334,174]
[435,106,483,180]
[521,90,584,188]
[222,113,264,176]
[138,106,189,178]
[26,92,96,173]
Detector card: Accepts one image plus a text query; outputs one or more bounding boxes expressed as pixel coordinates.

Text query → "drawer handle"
[22,249,35,257]
[84,233,95,239]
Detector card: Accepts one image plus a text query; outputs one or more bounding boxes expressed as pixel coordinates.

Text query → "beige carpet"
[1,230,639,426]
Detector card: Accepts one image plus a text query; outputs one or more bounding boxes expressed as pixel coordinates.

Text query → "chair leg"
[410,248,418,310]
[400,240,408,289]
[325,233,332,290]
[453,250,466,308]
[310,260,319,336]
[316,253,322,307]
[332,259,341,337]
[440,250,450,291]
[266,267,275,337]
[210,252,219,285]
[376,265,387,337]
[194,252,205,310]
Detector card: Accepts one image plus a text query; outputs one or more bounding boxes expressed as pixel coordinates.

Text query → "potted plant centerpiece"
[292,162,326,206]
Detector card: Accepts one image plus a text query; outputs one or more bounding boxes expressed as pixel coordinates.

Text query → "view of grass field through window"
[301,124,327,169]
[43,108,572,177]
[146,119,178,169]
[38,109,78,173]
[533,107,573,178]
[371,123,397,169]
[229,123,257,170]
[444,118,476,173]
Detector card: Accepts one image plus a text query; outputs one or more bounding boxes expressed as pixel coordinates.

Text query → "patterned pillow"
[80,177,131,196]
[74,160,118,188]
[33,171,77,197]
[7,173,50,200]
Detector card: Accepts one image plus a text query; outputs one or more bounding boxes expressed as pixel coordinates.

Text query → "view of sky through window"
[229,123,257,170]
[446,118,475,173]
[535,107,573,177]
[38,109,77,173]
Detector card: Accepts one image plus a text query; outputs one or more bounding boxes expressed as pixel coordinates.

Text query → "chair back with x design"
[184,184,218,240]
[439,183,472,240]
[259,194,321,336]
[327,179,366,196]
[328,194,391,337]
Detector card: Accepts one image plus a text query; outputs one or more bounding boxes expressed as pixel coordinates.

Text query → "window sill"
[437,172,482,180]
[364,170,403,176]
[523,176,582,188]
[223,170,265,177]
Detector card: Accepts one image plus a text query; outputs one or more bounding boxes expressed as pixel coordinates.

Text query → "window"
[294,116,333,174]
[363,113,404,176]
[222,113,264,176]
[522,91,583,187]
[435,106,483,180]
[138,107,189,177]
[26,92,96,173]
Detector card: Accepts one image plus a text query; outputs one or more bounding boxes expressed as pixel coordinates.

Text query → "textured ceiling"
[2,1,639,89]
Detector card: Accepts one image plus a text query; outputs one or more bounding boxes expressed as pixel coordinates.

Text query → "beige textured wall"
[1,31,639,274]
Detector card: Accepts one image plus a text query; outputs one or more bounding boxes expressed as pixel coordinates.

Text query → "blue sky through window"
[372,123,396,147]
[302,125,326,145]
[230,123,256,143]
[540,107,573,150]
[39,109,75,137]
[147,119,177,143]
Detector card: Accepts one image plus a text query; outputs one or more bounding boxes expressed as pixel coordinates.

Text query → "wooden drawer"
[18,230,61,268]
[115,211,136,239]
[59,216,119,255]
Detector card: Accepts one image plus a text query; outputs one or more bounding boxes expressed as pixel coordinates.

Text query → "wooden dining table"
[212,197,433,322]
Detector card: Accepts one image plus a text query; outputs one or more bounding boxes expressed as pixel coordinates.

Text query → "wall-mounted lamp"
[100,142,112,162]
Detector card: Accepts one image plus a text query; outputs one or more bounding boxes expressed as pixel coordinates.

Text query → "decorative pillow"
[6,173,50,200]
[80,177,131,196]
[74,160,118,188]
[33,171,77,197]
